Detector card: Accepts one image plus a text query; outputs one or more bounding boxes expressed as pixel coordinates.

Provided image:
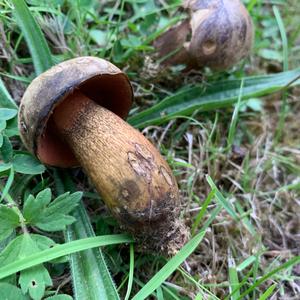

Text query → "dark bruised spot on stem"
[119,179,141,203]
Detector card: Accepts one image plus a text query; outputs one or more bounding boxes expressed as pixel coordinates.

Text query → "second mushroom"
[154,0,254,70]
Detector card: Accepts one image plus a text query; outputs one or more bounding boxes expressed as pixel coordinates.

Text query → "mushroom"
[154,0,254,70]
[18,57,188,254]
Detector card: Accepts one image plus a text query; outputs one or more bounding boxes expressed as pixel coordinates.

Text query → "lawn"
[0,0,299,299]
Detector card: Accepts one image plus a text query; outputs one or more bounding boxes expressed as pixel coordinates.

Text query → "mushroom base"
[52,90,189,254]
[117,201,189,255]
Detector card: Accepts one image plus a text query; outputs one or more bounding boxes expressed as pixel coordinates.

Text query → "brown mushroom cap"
[18,57,133,167]
[154,0,253,70]
[186,0,253,70]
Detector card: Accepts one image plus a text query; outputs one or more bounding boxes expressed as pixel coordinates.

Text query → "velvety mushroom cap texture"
[18,57,133,167]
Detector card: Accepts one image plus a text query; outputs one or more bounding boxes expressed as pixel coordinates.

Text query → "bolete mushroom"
[18,57,188,254]
[154,0,254,70]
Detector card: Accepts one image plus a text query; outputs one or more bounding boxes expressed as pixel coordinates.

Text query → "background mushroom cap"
[18,56,133,167]
[186,0,253,70]
[154,0,253,70]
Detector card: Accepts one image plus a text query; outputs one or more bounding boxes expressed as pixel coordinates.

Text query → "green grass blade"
[0,234,133,280]
[234,201,256,236]
[66,203,121,300]
[201,205,223,231]
[129,69,300,128]
[124,243,134,300]
[206,176,239,221]
[273,6,289,72]
[236,256,257,272]
[156,286,164,300]
[131,230,206,300]
[12,0,53,75]
[258,284,277,300]
[0,78,18,109]
[228,251,240,300]
[191,190,215,235]
[237,256,300,300]
[227,79,244,149]
[273,5,289,142]
[0,167,14,202]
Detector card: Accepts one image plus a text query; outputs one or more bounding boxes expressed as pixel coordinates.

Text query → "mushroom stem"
[52,90,188,254]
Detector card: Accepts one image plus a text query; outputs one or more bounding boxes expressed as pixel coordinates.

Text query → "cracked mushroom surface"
[18,56,188,254]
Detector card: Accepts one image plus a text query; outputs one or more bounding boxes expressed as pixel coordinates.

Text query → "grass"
[0,0,300,299]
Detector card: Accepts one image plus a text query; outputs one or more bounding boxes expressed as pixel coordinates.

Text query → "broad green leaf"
[12,0,53,75]
[0,205,20,242]
[0,234,133,280]
[89,29,108,46]
[0,78,18,109]
[0,282,29,300]
[0,234,53,299]
[46,191,82,215]
[132,230,206,300]
[0,163,11,173]
[0,108,18,121]
[0,135,13,162]
[36,215,76,231]
[23,189,52,223]
[5,117,20,137]
[30,235,56,250]
[24,189,82,231]
[128,69,300,128]
[0,234,55,266]
[258,49,282,62]
[17,234,52,300]
[19,264,52,300]
[0,234,16,285]
[0,120,6,131]
[12,154,46,175]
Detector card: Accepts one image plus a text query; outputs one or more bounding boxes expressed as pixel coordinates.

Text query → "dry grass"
[140,85,300,299]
